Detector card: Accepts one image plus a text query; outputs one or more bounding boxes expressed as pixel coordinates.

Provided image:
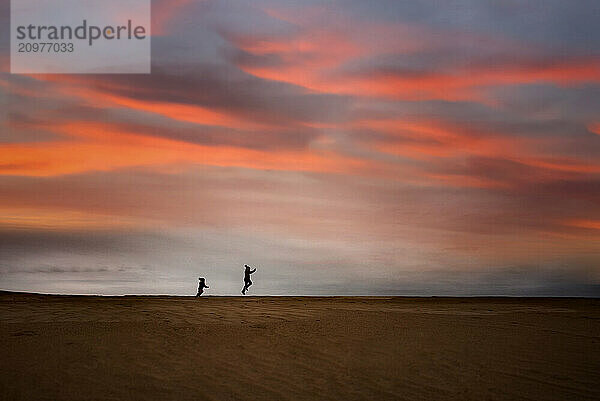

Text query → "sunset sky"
[1,0,599,295]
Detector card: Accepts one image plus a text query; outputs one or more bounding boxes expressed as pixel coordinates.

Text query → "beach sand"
[1,292,599,400]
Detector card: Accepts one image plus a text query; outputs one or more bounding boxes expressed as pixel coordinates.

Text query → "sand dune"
[1,292,599,400]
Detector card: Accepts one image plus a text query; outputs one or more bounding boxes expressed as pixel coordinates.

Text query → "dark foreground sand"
[1,292,599,401]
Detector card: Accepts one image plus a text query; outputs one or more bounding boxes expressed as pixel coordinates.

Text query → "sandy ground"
[0,292,599,401]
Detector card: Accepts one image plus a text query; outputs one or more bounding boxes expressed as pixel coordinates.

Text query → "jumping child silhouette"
[197,277,209,296]
[241,264,256,295]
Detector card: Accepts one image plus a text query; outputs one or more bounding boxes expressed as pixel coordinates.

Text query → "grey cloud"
[340,0,600,51]
[66,66,351,126]
[0,228,162,255]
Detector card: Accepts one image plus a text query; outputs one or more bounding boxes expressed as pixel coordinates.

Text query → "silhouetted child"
[197,277,209,296]
[241,264,256,295]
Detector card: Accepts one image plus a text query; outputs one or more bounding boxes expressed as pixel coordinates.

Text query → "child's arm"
[250,268,256,274]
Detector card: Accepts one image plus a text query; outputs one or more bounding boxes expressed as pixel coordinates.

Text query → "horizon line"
[2,290,598,299]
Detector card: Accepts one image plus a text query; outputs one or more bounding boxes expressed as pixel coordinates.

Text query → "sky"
[1,0,599,296]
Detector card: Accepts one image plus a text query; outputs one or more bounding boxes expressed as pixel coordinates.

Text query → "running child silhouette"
[241,264,256,295]
[196,277,209,296]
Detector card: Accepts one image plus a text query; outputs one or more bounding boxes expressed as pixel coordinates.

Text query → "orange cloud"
[232,8,600,102]
[27,75,273,131]
[423,173,512,189]
[240,57,600,102]
[232,30,361,67]
[347,57,600,99]
[230,27,366,95]
[563,219,600,231]
[3,74,404,180]
[355,118,600,188]
[0,120,371,177]
[84,88,270,131]
[152,0,198,36]
[0,208,145,230]
[356,119,530,159]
